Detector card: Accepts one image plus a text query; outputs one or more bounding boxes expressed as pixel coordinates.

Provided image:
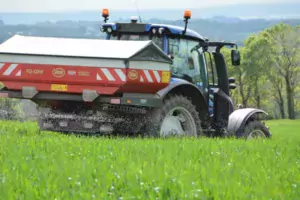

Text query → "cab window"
[151,35,164,50]
[204,51,217,86]
[168,37,208,91]
[107,33,164,50]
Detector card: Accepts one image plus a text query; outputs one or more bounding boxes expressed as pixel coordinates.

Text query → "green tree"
[243,32,286,118]
[243,34,272,109]
[222,47,255,108]
[264,24,300,119]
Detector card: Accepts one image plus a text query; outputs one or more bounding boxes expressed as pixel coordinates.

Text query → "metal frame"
[0,88,163,108]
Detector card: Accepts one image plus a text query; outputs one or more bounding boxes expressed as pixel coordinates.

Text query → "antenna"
[132,0,142,22]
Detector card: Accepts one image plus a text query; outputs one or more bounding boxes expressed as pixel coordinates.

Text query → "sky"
[0,0,297,12]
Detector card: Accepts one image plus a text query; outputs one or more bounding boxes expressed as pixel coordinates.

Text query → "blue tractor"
[31,9,271,138]
[99,9,271,139]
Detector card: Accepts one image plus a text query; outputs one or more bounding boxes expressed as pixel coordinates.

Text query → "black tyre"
[142,94,203,137]
[238,120,271,139]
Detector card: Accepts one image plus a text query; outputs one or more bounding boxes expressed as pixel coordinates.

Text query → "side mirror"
[228,77,235,84]
[231,49,241,66]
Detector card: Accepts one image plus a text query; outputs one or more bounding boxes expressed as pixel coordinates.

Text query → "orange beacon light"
[102,8,109,23]
[184,9,191,19]
[102,8,109,18]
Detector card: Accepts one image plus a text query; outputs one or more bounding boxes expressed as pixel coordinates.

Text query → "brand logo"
[52,68,66,78]
[128,70,138,80]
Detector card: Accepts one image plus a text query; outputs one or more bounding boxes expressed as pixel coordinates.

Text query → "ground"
[0,120,299,199]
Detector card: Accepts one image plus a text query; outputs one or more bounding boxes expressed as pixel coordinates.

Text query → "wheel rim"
[160,107,197,137]
[247,129,266,139]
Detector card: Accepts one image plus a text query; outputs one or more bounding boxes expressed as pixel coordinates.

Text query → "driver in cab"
[184,57,200,81]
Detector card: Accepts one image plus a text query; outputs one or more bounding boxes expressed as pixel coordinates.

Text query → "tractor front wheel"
[239,120,271,139]
[142,95,203,137]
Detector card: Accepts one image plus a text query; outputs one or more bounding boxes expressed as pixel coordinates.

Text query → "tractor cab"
[101,10,210,87]
[100,8,241,119]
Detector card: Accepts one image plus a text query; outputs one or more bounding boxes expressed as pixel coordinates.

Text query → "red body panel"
[0,62,170,95]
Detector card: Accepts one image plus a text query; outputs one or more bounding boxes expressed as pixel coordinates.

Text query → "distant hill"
[0,3,300,25]
[0,17,299,47]
[1,2,300,47]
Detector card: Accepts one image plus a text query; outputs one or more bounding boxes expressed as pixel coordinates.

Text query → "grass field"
[0,120,299,199]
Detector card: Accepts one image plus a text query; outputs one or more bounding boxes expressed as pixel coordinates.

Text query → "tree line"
[222,23,300,119]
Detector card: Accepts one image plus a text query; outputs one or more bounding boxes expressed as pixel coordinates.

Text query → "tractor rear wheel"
[239,120,271,139]
[142,95,203,137]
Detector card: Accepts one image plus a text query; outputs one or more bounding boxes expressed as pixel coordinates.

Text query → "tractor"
[0,9,271,139]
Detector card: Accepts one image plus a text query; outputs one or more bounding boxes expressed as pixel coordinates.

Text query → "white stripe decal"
[96,73,102,80]
[115,69,126,82]
[153,71,161,83]
[16,70,21,76]
[0,63,5,70]
[143,70,153,82]
[101,68,115,81]
[3,64,18,76]
[140,76,144,82]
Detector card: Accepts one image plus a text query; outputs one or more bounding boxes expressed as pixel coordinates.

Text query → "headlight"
[158,28,164,34]
[107,27,112,33]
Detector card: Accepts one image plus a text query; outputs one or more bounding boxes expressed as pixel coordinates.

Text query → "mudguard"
[227,108,268,136]
[157,78,206,101]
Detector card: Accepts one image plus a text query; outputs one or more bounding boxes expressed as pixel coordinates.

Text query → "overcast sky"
[0,0,297,12]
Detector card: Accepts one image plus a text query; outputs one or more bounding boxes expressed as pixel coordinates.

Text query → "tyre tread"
[142,94,203,137]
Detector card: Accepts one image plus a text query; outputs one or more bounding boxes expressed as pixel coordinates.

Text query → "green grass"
[0,120,299,200]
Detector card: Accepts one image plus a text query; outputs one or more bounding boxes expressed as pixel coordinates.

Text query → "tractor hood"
[0,34,172,63]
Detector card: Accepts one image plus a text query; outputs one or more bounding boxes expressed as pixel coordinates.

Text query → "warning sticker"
[161,71,171,83]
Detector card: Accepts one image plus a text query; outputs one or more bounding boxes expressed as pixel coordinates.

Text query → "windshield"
[168,37,208,91]
[120,34,149,41]
[109,33,164,50]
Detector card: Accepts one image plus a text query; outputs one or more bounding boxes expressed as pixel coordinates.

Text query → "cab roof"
[102,22,205,41]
